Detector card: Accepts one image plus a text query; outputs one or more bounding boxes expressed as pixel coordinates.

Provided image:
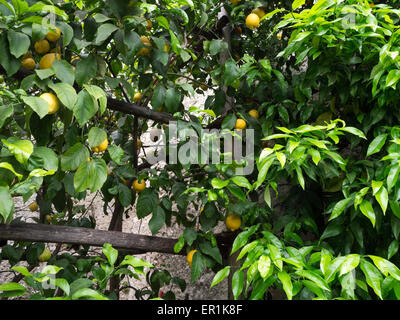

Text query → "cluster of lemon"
[21,26,62,72]
[21,27,63,116]
[138,19,169,58]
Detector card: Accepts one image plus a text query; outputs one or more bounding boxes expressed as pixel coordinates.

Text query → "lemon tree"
[1,0,400,301]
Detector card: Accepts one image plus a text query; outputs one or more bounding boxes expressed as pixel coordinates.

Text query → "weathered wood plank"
[0,223,234,256]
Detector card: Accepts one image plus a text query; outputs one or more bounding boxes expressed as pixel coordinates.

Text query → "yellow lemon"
[146,19,152,31]
[137,139,142,149]
[134,92,142,102]
[45,215,52,223]
[277,32,283,40]
[235,119,247,130]
[187,249,197,267]
[138,47,151,57]
[252,7,265,19]
[132,179,146,192]
[21,58,36,70]
[29,201,39,212]
[71,54,81,64]
[92,138,108,153]
[34,39,50,54]
[164,43,169,52]
[225,214,241,232]
[22,52,32,59]
[50,47,61,54]
[140,36,151,47]
[39,92,59,114]
[245,13,260,30]
[39,53,61,69]
[38,248,51,262]
[46,27,61,42]
[249,109,259,119]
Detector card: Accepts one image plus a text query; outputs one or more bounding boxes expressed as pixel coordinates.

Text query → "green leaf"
[0,34,20,76]
[275,151,286,168]
[0,162,22,180]
[2,137,33,166]
[320,223,343,240]
[386,69,400,89]
[295,165,305,190]
[51,60,75,86]
[257,255,271,279]
[208,39,228,55]
[0,282,26,297]
[292,0,306,9]
[199,241,222,264]
[73,90,98,126]
[296,270,330,291]
[48,82,77,110]
[60,143,89,171]
[230,176,252,190]
[278,271,293,300]
[211,177,229,189]
[329,198,352,221]
[21,96,49,119]
[221,114,237,130]
[72,288,108,300]
[267,244,282,271]
[136,189,158,218]
[108,145,124,164]
[7,30,30,58]
[308,148,321,165]
[75,55,97,87]
[339,127,367,139]
[164,87,181,113]
[190,251,204,283]
[367,134,387,157]
[88,127,107,148]
[255,157,274,189]
[55,278,70,296]
[95,23,119,44]
[368,255,400,281]
[174,235,185,254]
[0,105,13,129]
[387,164,400,192]
[156,16,170,29]
[388,240,399,260]
[323,150,345,165]
[237,241,259,261]
[231,227,257,254]
[210,266,230,288]
[149,206,165,235]
[375,186,388,214]
[119,255,153,268]
[11,266,32,277]
[232,269,244,300]
[359,200,376,227]
[74,158,107,193]
[0,186,14,222]
[83,85,107,114]
[339,254,360,276]
[360,259,383,299]
[102,243,118,266]
[224,59,240,86]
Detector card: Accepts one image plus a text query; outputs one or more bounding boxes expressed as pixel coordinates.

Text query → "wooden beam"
[106,97,175,124]
[0,223,234,257]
